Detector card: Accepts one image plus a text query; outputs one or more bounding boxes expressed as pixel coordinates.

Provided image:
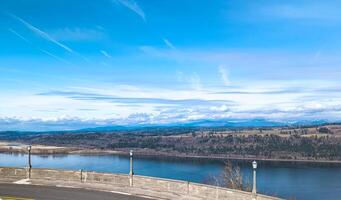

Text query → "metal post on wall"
[252,160,257,200]
[129,150,134,186]
[80,169,83,182]
[27,145,32,179]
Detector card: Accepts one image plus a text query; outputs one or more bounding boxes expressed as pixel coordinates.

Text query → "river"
[0,153,340,200]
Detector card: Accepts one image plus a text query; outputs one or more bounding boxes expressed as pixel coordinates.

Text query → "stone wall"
[0,167,26,181]
[0,167,281,200]
[132,175,278,200]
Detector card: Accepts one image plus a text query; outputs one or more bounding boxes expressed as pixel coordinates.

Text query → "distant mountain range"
[78,118,332,132]
[1,118,337,133]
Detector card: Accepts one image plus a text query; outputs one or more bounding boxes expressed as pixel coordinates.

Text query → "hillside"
[0,124,340,161]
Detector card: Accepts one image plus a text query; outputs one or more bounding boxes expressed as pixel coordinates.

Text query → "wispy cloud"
[213,88,303,95]
[100,50,112,58]
[189,73,202,91]
[176,70,184,82]
[114,0,146,21]
[49,27,105,41]
[261,3,341,21]
[37,90,230,106]
[218,65,230,86]
[9,28,72,65]
[8,13,74,53]
[8,28,31,43]
[225,1,341,24]
[135,46,341,79]
[176,71,204,91]
[163,38,176,49]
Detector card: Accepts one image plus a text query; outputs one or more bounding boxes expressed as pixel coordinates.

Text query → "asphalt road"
[0,184,150,200]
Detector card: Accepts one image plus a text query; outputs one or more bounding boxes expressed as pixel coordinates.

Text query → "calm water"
[0,153,340,200]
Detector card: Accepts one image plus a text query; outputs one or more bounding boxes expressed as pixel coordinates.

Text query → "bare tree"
[204,161,251,192]
[223,161,251,191]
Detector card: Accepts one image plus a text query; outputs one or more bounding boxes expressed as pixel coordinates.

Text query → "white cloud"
[218,65,230,86]
[210,105,229,112]
[114,0,146,21]
[2,81,341,131]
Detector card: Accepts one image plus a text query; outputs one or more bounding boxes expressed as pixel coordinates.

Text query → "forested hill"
[0,124,341,161]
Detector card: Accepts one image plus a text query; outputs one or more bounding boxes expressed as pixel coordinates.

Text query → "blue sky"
[1,0,341,130]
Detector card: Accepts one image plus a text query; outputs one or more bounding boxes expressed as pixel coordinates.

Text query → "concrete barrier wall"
[0,167,26,180]
[132,175,277,200]
[31,168,130,187]
[83,171,129,187]
[0,167,280,200]
[31,168,81,182]
[187,182,277,200]
[134,175,189,195]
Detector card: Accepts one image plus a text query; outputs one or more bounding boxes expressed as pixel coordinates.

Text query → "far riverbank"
[1,141,340,166]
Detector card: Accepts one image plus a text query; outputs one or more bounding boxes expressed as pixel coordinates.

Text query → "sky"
[1,0,341,131]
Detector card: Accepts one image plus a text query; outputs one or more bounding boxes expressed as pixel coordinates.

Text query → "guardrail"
[0,167,281,200]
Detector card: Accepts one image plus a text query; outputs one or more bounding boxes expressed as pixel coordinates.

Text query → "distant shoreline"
[82,150,341,165]
[1,142,340,165]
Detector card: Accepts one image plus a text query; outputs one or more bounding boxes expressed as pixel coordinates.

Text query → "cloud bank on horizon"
[1,0,341,131]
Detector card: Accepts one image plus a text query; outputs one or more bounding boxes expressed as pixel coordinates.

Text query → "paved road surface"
[0,183,150,200]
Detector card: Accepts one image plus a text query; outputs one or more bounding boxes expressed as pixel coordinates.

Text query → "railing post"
[27,145,32,180]
[80,169,83,182]
[129,150,134,187]
[252,160,257,200]
[187,181,190,194]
